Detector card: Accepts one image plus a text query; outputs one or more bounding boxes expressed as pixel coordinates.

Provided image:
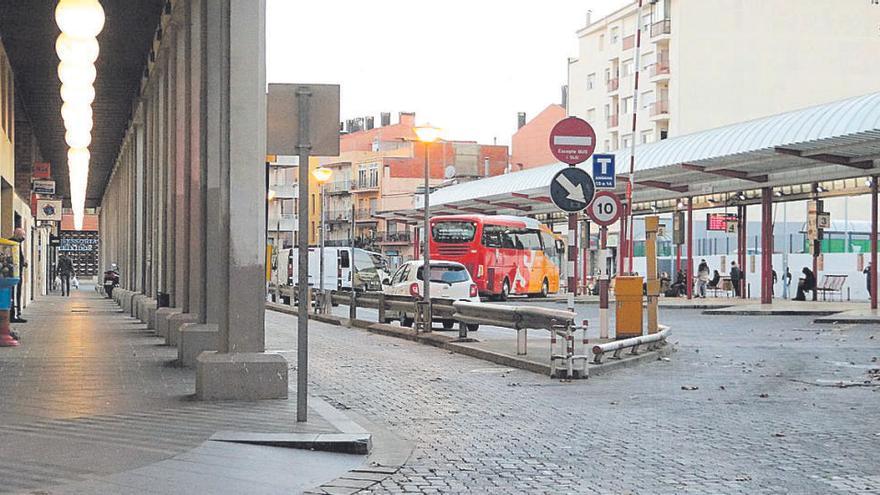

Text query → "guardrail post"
[377,292,386,324]
[516,328,527,355]
[349,290,357,321]
[458,320,467,340]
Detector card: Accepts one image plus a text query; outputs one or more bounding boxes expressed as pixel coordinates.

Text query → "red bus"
[429,215,562,300]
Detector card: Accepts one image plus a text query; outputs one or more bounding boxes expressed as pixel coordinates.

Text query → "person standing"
[864,263,872,297]
[782,267,792,299]
[9,228,27,323]
[57,254,74,297]
[730,261,741,298]
[697,259,710,298]
[795,266,816,301]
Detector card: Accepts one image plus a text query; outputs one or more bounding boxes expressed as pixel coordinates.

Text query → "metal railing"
[591,327,670,364]
[651,19,671,37]
[650,58,670,77]
[650,99,669,116]
[325,210,352,222]
[355,208,376,220]
[376,231,412,243]
[327,180,351,194]
[606,77,620,92]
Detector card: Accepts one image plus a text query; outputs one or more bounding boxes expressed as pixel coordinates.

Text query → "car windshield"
[432,221,476,243]
[417,264,470,284]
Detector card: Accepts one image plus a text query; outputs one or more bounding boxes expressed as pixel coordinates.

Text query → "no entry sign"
[586,191,622,227]
[549,117,596,165]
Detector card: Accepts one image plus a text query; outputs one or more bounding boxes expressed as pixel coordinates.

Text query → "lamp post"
[414,124,441,332]
[312,166,333,313]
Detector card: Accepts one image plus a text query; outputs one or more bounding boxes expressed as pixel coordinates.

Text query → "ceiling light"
[736,192,746,200]
[68,147,90,166]
[774,190,783,197]
[866,178,875,187]
[57,61,96,87]
[55,33,99,64]
[55,0,106,40]
[816,185,826,193]
[65,128,92,148]
[60,84,95,105]
[61,101,92,123]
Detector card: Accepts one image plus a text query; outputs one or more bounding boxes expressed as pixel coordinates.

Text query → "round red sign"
[548,117,597,165]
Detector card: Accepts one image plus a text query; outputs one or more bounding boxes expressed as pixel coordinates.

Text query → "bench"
[815,274,848,301]
[707,277,733,298]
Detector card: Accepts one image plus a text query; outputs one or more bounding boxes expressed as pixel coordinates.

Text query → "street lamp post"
[414,124,441,332]
[312,167,333,313]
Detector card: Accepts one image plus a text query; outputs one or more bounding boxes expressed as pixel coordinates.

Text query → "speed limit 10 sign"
[586,191,622,227]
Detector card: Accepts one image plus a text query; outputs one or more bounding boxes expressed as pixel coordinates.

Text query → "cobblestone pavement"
[266,308,880,494]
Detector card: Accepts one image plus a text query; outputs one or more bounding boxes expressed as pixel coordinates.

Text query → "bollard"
[377,293,386,323]
[349,289,357,321]
[458,320,468,340]
[516,328,527,355]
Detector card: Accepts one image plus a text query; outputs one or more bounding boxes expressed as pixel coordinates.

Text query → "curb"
[703,309,841,316]
[210,431,371,455]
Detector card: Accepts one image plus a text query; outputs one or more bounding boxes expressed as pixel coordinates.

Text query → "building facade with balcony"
[266,155,323,250]
[568,0,880,150]
[319,112,509,265]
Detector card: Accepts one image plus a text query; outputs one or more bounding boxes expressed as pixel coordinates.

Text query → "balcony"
[325,209,352,223]
[355,208,377,222]
[267,212,296,232]
[650,99,670,118]
[326,180,351,195]
[606,77,619,92]
[376,231,412,244]
[606,114,619,129]
[622,34,635,51]
[650,19,671,38]
[268,183,297,199]
[650,58,670,79]
[352,181,379,192]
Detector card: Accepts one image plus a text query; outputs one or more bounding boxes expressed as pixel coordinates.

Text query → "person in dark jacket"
[708,270,721,289]
[865,263,873,297]
[730,261,742,297]
[57,254,75,297]
[795,266,816,301]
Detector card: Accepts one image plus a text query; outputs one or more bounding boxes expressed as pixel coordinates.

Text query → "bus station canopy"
[381,92,880,223]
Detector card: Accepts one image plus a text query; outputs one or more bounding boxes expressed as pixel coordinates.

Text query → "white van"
[282,247,391,292]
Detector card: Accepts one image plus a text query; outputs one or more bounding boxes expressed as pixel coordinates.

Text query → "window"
[604,139,610,151]
[586,108,596,122]
[391,265,408,285]
[641,131,653,144]
[515,230,543,251]
[604,104,610,118]
[622,59,634,77]
[611,27,619,44]
[604,68,611,83]
[642,52,654,70]
[587,73,596,90]
[417,264,470,284]
[339,249,350,269]
[432,221,477,243]
[642,91,654,109]
[598,34,605,51]
[541,232,558,259]
[622,135,633,149]
[621,97,632,115]
[482,225,505,248]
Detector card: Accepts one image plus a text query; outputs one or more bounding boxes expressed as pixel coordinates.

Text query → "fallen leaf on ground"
[681,385,699,391]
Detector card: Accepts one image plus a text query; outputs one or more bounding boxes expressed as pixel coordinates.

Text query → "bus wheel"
[441,320,454,330]
[499,279,510,301]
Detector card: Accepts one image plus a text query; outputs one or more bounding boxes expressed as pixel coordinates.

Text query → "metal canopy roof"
[391,92,880,223]
[0,0,164,207]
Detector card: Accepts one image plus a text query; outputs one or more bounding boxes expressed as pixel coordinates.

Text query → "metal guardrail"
[591,327,670,364]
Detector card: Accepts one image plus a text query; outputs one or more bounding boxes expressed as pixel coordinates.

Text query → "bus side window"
[340,250,350,269]
[482,226,502,248]
[501,230,516,249]
[541,233,557,258]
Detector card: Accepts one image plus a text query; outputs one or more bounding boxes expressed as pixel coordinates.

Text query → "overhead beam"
[681,163,768,183]
[775,147,875,169]
[473,198,530,211]
[447,204,494,214]
[512,192,553,203]
[636,180,689,193]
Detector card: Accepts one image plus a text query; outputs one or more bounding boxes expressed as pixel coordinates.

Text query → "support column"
[618,202,628,276]
[686,197,693,300]
[811,183,819,302]
[739,204,748,299]
[872,176,878,310]
[568,213,578,295]
[761,187,773,304]
[196,0,287,401]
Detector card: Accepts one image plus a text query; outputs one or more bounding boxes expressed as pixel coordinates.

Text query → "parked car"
[383,260,480,331]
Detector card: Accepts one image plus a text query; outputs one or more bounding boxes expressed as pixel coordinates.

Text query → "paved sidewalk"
[0,286,364,494]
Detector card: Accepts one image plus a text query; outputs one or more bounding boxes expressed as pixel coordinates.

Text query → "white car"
[383,260,480,331]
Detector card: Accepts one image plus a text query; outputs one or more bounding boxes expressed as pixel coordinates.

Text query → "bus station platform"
[0,285,385,495]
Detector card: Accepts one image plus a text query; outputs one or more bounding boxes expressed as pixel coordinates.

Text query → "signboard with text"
[36,199,62,221]
[32,179,56,195]
[592,154,616,189]
[33,162,51,179]
[549,117,596,165]
[707,213,739,231]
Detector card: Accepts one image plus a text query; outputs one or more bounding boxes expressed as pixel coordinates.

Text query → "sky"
[266,0,631,146]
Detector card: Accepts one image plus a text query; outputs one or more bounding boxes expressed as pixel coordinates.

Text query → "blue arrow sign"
[592,154,615,189]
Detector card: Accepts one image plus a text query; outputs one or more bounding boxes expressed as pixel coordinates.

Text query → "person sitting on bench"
[795,266,816,301]
[707,270,721,290]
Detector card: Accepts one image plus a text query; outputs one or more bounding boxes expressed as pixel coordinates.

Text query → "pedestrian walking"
[864,263,872,297]
[57,254,74,297]
[696,259,710,298]
[9,228,27,323]
[782,267,792,299]
[795,266,816,301]
[730,261,742,297]
[772,268,778,297]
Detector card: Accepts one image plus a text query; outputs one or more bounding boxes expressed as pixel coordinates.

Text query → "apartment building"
[266,155,322,249]
[320,112,509,265]
[568,0,880,151]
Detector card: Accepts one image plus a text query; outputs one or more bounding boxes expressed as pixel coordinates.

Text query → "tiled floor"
[0,286,349,494]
